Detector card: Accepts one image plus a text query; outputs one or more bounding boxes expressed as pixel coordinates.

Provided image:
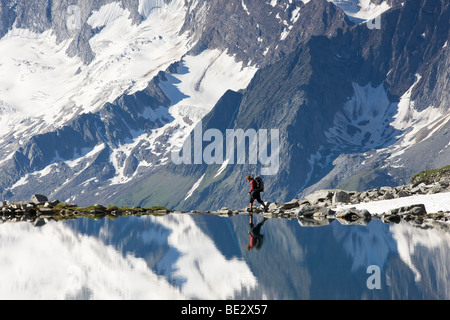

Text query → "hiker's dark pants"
[250,191,263,204]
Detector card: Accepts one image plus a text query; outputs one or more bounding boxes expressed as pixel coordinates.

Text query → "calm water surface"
[1,213,449,300]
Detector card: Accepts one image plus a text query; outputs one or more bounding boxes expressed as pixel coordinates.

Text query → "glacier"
[0,0,257,203]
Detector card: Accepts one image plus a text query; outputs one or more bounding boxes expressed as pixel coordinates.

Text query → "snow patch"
[336,192,450,214]
[157,49,257,154]
[105,48,257,185]
[65,144,106,169]
[185,174,206,200]
[214,158,230,178]
[0,1,192,140]
[87,2,128,28]
[280,26,293,41]
[326,82,397,151]
[330,0,391,21]
[389,74,449,158]
[290,6,301,24]
[241,0,250,15]
[139,0,165,17]
[9,144,106,192]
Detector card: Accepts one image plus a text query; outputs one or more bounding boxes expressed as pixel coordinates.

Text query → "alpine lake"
[1,210,449,300]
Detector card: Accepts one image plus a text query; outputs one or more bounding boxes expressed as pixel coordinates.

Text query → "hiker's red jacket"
[248,232,256,248]
[249,179,257,193]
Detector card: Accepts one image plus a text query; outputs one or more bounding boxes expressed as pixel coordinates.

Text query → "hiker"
[246,175,268,212]
[246,214,268,251]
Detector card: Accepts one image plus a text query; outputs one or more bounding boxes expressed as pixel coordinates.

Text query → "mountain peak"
[0,0,448,212]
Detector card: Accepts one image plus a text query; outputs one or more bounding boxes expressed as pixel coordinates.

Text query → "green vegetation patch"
[411,165,450,184]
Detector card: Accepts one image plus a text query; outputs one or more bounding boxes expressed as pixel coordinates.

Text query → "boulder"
[382,204,427,223]
[313,206,336,218]
[295,205,317,217]
[304,190,332,205]
[382,192,395,200]
[295,205,335,218]
[47,200,60,207]
[410,184,425,195]
[280,199,300,210]
[382,214,401,224]
[218,207,232,215]
[380,186,394,193]
[332,190,350,205]
[336,208,371,221]
[429,184,445,194]
[30,194,48,205]
[389,204,427,216]
[367,190,380,199]
[268,202,282,211]
[336,208,371,225]
[397,190,411,198]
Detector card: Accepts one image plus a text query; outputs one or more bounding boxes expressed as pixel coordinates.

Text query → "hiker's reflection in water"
[246,214,268,251]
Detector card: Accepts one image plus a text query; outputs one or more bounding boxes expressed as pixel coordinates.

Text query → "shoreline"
[1,191,449,228]
[2,169,449,226]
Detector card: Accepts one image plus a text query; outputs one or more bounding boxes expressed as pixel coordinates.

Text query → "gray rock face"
[332,191,351,206]
[0,0,448,212]
[0,73,172,202]
[183,0,352,68]
[0,0,146,64]
[171,0,449,211]
[30,194,48,205]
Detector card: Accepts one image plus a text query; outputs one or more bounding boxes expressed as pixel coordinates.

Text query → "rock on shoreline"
[0,194,171,225]
[1,176,450,227]
[258,177,450,225]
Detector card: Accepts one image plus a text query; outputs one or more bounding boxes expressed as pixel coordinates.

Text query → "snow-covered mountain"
[0,0,260,202]
[0,0,448,211]
[0,213,258,299]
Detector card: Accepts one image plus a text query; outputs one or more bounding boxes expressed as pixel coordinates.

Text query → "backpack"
[254,234,264,250]
[254,176,264,192]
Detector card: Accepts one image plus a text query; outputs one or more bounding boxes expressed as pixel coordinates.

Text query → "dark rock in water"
[336,208,371,221]
[294,204,335,218]
[336,208,372,226]
[382,214,402,224]
[296,205,318,217]
[381,204,428,224]
[387,204,427,216]
[30,194,48,205]
[298,216,333,227]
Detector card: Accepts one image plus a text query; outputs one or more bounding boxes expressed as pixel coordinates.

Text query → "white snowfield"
[336,191,450,215]
[0,0,257,191]
[0,0,192,137]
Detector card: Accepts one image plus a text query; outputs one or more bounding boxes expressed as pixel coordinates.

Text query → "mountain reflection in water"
[0,213,448,300]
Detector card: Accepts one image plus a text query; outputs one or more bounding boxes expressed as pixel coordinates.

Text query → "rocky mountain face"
[182,0,352,67]
[114,0,449,211]
[0,0,448,211]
